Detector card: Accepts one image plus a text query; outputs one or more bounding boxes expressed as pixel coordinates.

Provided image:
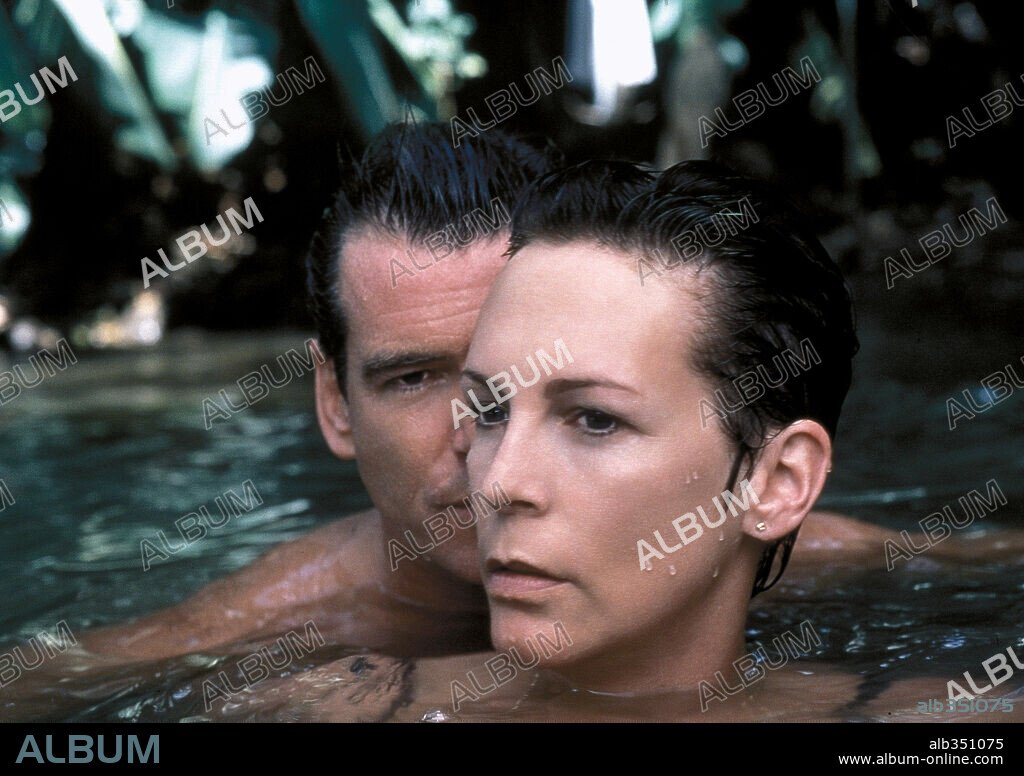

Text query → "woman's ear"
[314,355,356,459]
[741,420,832,541]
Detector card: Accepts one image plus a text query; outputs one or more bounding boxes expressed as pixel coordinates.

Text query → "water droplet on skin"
[421,709,451,722]
[712,566,719,578]
[718,531,725,541]
[669,565,676,575]
[643,559,652,571]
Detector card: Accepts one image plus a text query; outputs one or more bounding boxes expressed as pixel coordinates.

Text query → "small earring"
[755,522,767,532]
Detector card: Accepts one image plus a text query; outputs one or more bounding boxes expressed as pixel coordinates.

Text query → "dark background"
[0,0,1021,345]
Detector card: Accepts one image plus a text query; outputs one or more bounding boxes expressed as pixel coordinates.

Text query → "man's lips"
[484,558,569,599]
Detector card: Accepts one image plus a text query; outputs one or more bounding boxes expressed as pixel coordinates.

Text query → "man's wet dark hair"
[306,121,562,392]
[508,159,859,596]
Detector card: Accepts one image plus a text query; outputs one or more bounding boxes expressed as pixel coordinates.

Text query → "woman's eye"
[574,409,618,435]
[475,403,508,427]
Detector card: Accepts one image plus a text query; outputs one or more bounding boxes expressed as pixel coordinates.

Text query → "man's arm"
[793,510,1024,570]
[79,511,376,660]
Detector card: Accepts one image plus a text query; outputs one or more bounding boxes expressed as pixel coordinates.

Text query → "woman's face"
[462,242,762,692]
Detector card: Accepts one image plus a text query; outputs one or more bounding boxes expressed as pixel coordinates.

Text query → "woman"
[448,159,860,717]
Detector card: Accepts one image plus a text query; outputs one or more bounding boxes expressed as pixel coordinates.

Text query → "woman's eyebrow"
[544,377,640,397]
[462,370,640,394]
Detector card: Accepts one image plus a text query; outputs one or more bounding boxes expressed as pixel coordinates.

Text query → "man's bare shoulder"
[242,508,381,594]
[209,653,416,722]
[79,509,383,660]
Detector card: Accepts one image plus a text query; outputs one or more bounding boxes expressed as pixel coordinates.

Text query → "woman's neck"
[545,570,753,695]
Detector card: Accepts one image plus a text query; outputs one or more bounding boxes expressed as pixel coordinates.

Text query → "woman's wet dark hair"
[508,159,859,596]
[305,121,562,393]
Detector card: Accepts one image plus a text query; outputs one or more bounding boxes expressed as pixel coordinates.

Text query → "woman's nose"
[477,418,549,517]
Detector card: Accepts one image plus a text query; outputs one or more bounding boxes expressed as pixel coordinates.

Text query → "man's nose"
[452,407,474,457]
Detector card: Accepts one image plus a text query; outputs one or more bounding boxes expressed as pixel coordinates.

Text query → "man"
[79,123,560,660]
[76,122,1010,663]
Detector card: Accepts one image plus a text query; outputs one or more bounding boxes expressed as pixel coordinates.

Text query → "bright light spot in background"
[136,318,162,345]
[0,191,32,253]
[186,11,274,172]
[591,0,657,90]
[9,321,38,351]
[573,0,657,124]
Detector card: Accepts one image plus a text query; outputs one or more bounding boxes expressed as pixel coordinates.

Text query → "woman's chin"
[491,609,578,665]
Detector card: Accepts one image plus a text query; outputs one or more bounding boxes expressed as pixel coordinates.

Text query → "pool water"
[1,276,1022,720]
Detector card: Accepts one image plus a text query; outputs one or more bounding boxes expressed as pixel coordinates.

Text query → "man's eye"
[475,403,508,427]
[574,409,618,435]
[389,370,432,390]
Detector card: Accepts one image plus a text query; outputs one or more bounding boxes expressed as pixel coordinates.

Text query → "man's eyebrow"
[362,351,451,381]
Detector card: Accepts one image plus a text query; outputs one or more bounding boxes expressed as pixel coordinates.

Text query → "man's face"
[315,225,508,584]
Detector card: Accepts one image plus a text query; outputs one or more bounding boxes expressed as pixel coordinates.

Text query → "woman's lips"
[484,559,569,600]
